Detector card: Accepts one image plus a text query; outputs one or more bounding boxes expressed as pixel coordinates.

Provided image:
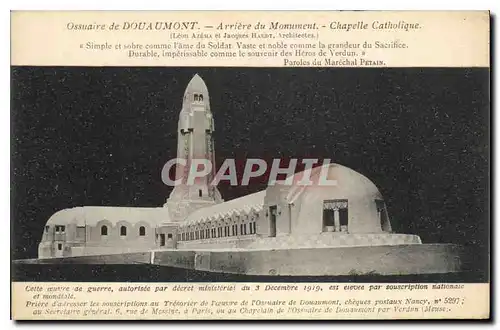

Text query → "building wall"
[186,244,464,276]
[39,221,159,258]
[32,252,153,265]
[32,244,467,276]
[39,223,84,258]
[153,250,196,269]
[261,185,290,237]
[260,181,392,238]
[290,190,388,235]
[177,235,256,250]
[247,233,421,250]
[156,223,179,249]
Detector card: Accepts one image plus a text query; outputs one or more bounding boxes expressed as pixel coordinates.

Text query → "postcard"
[10,10,490,320]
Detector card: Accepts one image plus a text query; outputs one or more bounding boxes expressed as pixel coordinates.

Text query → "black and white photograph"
[11,67,489,283]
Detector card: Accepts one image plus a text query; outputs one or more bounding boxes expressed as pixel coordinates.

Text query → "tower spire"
[165,74,222,222]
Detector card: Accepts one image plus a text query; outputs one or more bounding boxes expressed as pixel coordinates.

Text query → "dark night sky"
[11,67,489,266]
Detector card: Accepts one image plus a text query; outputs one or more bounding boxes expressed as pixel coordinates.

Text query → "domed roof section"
[184,74,209,96]
[183,74,211,112]
[278,163,391,234]
[46,206,170,227]
[46,208,82,226]
[285,163,383,203]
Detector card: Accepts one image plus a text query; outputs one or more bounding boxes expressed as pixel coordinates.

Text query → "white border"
[3,0,496,329]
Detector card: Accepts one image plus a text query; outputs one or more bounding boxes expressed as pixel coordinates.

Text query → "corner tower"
[165,74,223,222]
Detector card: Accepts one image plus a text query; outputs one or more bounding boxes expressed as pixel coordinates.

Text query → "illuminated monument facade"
[36,74,462,276]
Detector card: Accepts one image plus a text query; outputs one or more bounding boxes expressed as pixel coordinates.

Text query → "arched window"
[139,226,146,236]
[101,225,108,236]
[120,226,127,236]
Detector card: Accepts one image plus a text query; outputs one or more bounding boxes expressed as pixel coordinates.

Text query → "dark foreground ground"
[11,264,488,283]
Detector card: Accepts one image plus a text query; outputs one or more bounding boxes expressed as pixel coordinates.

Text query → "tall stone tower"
[165,74,223,222]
